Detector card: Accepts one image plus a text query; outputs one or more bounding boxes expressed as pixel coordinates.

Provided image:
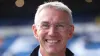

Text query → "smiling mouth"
[45,39,60,44]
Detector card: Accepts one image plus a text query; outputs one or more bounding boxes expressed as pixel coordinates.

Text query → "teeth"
[46,40,58,43]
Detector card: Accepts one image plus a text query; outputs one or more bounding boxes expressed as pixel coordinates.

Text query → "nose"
[48,26,58,36]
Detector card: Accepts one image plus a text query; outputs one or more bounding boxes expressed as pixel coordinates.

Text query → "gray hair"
[34,1,73,25]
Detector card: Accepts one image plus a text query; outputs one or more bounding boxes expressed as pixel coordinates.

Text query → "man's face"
[32,7,74,54]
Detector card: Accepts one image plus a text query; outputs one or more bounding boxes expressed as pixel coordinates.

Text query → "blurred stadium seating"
[0,0,100,56]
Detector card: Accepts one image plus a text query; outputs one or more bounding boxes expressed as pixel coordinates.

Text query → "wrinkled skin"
[32,7,74,56]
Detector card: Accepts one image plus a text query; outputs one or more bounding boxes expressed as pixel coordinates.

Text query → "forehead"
[38,7,70,24]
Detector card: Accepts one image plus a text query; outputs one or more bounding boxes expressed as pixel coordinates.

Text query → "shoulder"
[66,48,74,56]
[30,46,74,56]
[30,46,39,56]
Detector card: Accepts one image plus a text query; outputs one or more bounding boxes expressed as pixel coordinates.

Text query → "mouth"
[45,39,60,44]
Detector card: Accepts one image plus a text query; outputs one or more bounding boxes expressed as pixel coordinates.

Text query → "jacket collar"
[30,45,74,56]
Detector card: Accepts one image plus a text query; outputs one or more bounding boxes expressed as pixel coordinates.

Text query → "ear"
[68,24,74,39]
[32,24,38,39]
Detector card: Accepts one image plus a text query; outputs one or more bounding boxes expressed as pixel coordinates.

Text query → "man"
[31,1,74,56]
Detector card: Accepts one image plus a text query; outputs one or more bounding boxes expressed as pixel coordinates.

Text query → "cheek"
[38,30,45,36]
[61,31,70,39]
[37,30,47,40]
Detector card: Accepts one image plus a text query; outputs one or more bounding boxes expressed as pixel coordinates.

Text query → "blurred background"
[0,0,100,56]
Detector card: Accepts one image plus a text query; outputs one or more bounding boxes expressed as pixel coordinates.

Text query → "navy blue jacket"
[30,46,74,56]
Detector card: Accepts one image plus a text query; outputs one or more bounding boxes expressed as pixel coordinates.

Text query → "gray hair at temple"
[34,1,73,25]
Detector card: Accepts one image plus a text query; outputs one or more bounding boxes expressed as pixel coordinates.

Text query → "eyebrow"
[41,21,49,24]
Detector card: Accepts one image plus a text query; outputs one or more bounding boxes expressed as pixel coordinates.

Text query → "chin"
[46,47,62,54]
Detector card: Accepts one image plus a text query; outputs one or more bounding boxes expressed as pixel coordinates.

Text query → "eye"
[56,24,65,28]
[41,24,50,29]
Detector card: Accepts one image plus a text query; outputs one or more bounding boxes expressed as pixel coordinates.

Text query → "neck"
[40,46,66,56]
